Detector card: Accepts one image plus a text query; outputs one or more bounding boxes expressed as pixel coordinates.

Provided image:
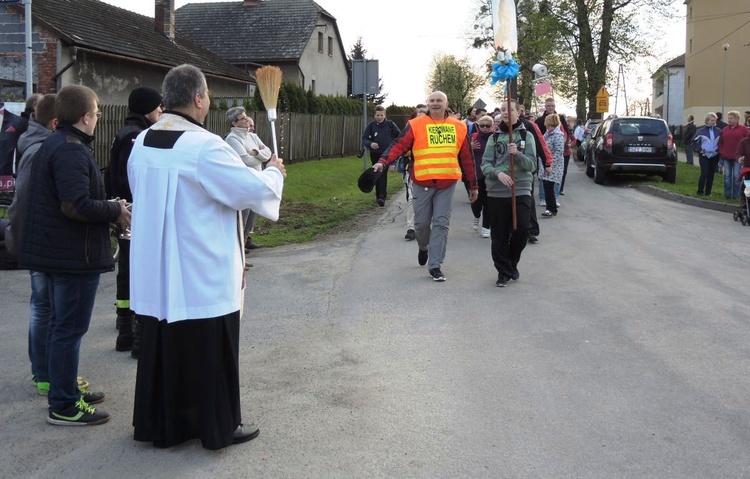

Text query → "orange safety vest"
[409,114,466,182]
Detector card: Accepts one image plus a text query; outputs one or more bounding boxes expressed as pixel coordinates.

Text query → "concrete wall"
[665,68,685,126]
[297,18,347,96]
[684,0,750,121]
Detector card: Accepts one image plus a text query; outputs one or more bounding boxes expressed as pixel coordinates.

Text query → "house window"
[311,80,316,94]
[689,39,692,53]
[687,76,690,88]
[318,32,323,53]
[328,36,333,56]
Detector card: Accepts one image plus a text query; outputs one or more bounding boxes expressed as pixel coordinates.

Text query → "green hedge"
[215,82,418,117]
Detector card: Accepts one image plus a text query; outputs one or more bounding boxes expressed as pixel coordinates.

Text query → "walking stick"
[507,81,517,230]
[490,0,520,229]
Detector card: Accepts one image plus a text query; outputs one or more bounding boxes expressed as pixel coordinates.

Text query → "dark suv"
[576,119,601,162]
[585,116,677,184]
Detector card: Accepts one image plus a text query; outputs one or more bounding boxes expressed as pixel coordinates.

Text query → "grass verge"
[636,161,736,203]
[252,156,403,247]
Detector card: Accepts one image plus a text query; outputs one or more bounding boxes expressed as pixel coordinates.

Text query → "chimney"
[155,0,175,41]
[243,0,261,6]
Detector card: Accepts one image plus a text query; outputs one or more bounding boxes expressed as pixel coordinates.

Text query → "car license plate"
[627,146,653,153]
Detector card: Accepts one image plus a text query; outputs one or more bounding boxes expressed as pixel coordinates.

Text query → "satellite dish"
[532,64,548,79]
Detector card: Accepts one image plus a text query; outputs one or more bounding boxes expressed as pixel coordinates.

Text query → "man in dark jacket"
[19,85,131,427]
[5,94,61,396]
[109,87,162,356]
[10,94,43,174]
[683,115,697,165]
[362,105,400,206]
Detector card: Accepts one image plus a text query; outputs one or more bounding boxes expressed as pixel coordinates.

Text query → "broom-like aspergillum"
[256,65,283,155]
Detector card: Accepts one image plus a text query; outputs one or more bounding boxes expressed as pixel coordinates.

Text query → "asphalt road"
[1,163,748,478]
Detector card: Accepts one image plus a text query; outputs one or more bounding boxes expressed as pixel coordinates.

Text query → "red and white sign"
[535,82,552,97]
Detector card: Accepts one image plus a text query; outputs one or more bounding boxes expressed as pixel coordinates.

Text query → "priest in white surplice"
[127,64,286,450]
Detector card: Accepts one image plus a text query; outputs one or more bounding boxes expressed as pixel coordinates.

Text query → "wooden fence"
[93,105,368,169]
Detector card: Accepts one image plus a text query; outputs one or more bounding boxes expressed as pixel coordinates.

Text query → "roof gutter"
[73,46,253,85]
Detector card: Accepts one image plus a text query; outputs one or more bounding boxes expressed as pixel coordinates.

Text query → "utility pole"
[24,0,32,96]
[721,43,730,117]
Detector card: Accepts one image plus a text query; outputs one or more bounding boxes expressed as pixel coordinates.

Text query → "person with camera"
[362,105,400,206]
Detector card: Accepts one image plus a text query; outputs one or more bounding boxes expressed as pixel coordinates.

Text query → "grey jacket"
[481,123,537,198]
[5,121,53,256]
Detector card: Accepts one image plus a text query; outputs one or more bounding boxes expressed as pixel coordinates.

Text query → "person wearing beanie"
[109,86,162,357]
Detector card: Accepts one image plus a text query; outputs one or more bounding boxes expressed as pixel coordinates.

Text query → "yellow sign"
[596,86,610,113]
[426,124,457,147]
[596,98,609,113]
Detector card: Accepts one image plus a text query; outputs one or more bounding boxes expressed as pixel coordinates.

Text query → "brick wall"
[0,5,58,97]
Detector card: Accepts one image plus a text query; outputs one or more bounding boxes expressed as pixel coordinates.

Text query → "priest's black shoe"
[233,423,260,445]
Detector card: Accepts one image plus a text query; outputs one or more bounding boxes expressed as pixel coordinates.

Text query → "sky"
[101,0,687,117]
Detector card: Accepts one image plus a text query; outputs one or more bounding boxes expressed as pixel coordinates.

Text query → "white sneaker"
[539,200,546,207]
[556,201,561,207]
[472,218,480,230]
[481,228,490,238]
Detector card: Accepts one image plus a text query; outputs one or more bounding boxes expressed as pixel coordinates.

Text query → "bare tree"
[427,54,486,115]
[471,0,675,119]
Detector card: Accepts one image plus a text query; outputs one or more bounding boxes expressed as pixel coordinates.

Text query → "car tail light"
[667,134,673,150]
[605,133,613,148]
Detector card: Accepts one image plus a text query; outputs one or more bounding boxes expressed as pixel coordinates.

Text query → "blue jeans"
[29,272,53,383]
[722,158,741,198]
[47,273,100,411]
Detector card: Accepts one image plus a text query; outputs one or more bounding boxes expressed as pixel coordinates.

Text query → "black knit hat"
[358,167,383,193]
[128,87,162,115]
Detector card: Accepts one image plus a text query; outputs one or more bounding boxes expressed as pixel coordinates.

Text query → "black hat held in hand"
[358,167,383,193]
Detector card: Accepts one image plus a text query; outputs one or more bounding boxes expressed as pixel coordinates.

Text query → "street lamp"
[721,43,730,117]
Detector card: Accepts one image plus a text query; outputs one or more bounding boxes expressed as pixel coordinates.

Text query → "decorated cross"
[490,0,520,85]
[490,0,520,228]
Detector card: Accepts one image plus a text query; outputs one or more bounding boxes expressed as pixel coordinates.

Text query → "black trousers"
[542,180,558,213]
[698,154,720,195]
[560,154,571,193]
[470,178,490,229]
[370,154,388,200]
[116,238,133,316]
[529,177,539,236]
[487,195,532,279]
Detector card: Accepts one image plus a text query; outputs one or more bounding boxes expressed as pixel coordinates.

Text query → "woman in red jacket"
[718,111,750,199]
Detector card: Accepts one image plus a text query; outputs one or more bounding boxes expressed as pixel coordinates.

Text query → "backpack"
[492,128,535,173]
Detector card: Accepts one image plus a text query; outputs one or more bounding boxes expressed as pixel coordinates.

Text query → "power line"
[686,11,750,24]
[685,19,750,60]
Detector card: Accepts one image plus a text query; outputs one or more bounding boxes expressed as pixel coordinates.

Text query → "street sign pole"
[25,0,32,96]
[352,59,379,170]
[362,59,367,171]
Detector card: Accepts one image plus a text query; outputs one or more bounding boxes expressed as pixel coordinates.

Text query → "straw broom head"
[256,65,283,111]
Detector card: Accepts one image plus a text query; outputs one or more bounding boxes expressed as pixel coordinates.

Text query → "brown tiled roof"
[175,0,344,63]
[25,0,252,83]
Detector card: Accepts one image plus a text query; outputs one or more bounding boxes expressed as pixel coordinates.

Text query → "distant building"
[175,0,349,97]
[683,0,750,121]
[651,54,685,127]
[0,0,253,104]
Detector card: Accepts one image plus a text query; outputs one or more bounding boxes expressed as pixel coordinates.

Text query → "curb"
[634,185,737,214]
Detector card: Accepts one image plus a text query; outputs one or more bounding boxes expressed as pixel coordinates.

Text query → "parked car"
[584,116,677,185]
[576,119,601,162]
